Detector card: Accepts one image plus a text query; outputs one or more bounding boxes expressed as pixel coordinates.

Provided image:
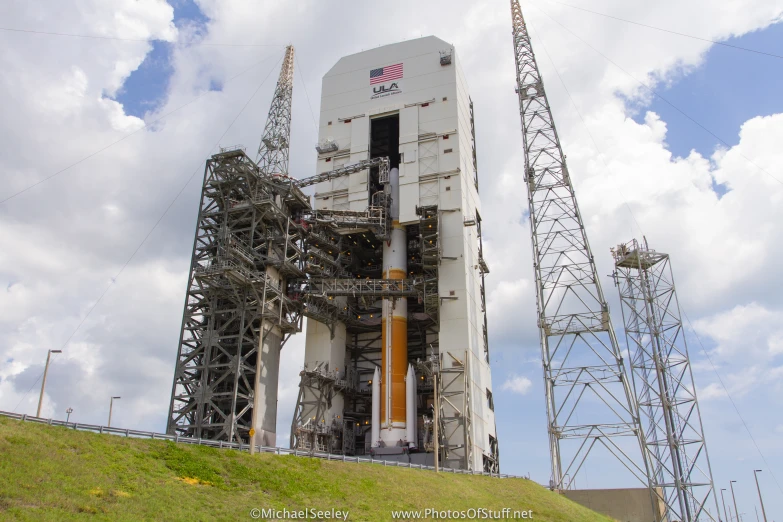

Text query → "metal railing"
[0,410,525,479]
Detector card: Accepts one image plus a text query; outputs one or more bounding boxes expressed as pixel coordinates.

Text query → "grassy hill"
[0,416,611,521]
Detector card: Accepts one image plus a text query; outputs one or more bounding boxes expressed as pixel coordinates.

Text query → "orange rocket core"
[381,315,408,424]
[380,265,408,425]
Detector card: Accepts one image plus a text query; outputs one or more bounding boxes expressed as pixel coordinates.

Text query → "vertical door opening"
[369,114,400,202]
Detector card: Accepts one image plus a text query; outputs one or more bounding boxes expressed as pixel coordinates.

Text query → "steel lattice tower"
[509,0,650,490]
[167,46,307,445]
[257,45,294,175]
[613,238,719,521]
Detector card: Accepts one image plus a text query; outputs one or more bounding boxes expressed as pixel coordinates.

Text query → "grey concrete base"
[561,488,665,522]
[253,323,282,448]
[371,446,408,456]
[366,451,448,469]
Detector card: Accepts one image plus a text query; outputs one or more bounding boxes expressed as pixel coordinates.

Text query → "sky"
[0,0,782,519]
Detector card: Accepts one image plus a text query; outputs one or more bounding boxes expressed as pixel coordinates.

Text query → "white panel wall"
[399,105,419,223]
[350,116,369,163]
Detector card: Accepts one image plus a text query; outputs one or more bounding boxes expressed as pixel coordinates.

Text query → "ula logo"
[373,82,400,94]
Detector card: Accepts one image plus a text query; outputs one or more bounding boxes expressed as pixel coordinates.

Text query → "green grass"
[0,416,612,521]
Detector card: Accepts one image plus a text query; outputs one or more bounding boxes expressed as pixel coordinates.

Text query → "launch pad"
[167,38,499,473]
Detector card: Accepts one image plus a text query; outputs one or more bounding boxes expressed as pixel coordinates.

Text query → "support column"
[253,321,282,448]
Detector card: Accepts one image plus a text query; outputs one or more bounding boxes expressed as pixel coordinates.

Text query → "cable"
[0,26,281,47]
[11,53,284,415]
[294,54,319,131]
[526,17,645,239]
[681,310,783,496]
[0,50,281,205]
[530,2,783,188]
[541,1,783,61]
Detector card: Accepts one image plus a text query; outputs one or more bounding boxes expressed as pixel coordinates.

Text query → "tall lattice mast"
[509,0,650,490]
[613,238,719,521]
[257,45,295,175]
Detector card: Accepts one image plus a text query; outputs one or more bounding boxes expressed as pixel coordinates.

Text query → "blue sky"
[633,23,783,160]
[113,0,208,118]
[114,41,174,118]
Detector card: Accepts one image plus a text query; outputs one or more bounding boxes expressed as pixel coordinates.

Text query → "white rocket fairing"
[371,366,380,446]
[406,363,416,448]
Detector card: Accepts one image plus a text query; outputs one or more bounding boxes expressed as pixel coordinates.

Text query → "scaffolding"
[418,205,440,323]
[290,361,340,453]
[283,195,455,464]
[166,149,305,443]
[439,351,473,471]
[167,46,306,444]
[613,238,719,522]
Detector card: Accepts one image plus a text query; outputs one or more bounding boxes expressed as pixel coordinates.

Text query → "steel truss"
[167,149,305,442]
[440,351,474,471]
[294,157,390,188]
[613,239,719,521]
[290,361,341,454]
[299,278,421,298]
[168,46,304,443]
[418,205,440,323]
[169,146,418,444]
[257,45,294,174]
[509,0,649,490]
[290,204,445,460]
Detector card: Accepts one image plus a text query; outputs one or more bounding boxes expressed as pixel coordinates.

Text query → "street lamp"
[36,349,62,417]
[730,481,740,522]
[721,488,730,522]
[66,407,73,423]
[108,396,121,427]
[753,470,767,522]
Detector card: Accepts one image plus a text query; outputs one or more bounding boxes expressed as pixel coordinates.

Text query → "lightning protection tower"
[612,238,719,521]
[257,45,295,175]
[509,0,650,491]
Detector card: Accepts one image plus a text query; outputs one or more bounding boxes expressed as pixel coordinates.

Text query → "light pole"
[721,488,730,522]
[730,481,740,522]
[108,396,121,427]
[36,349,62,417]
[753,470,767,522]
[66,407,73,423]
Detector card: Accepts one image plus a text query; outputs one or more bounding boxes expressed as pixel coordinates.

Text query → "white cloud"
[502,375,533,395]
[698,382,727,401]
[693,302,783,359]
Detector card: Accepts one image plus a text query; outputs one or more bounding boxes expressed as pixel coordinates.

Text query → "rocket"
[371,167,416,449]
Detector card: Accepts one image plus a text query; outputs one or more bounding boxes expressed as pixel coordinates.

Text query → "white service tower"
[291,36,499,472]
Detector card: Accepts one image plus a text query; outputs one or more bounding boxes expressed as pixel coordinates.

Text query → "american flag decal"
[370,63,403,85]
